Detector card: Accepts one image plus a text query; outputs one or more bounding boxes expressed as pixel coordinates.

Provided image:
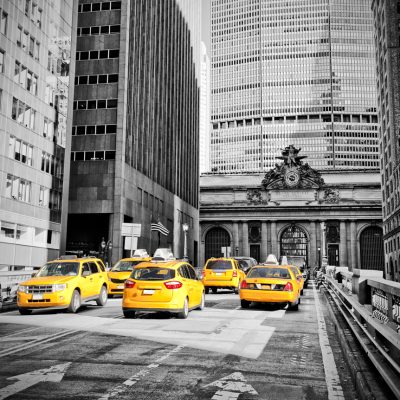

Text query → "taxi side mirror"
[82,270,91,277]
[31,272,37,278]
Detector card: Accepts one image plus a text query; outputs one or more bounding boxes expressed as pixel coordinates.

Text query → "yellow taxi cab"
[17,256,109,314]
[108,250,152,297]
[202,257,245,294]
[122,250,204,319]
[239,264,301,311]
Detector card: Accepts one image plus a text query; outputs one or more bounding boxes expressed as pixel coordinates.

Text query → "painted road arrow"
[0,362,71,400]
[205,372,258,400]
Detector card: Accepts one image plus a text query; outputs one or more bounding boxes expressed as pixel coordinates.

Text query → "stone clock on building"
[200,146,384,277]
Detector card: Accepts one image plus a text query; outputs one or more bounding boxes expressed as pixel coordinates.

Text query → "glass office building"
[210,0,379,172]
[0,0,76,269]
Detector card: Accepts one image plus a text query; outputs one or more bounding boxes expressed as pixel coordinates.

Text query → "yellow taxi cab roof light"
[57,255,78,260]
[280,256,288,265]
[132,249,149,257]
[264,254,279,265]
[152,248,175,261]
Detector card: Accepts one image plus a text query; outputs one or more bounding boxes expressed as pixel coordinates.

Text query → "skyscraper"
[0,0,75,269]
[372,0,400,282]
[66,0,201,265]
[210,0,380,173]
[200,42,211,173]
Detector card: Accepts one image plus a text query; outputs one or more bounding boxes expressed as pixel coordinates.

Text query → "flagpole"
[158,231,161,248]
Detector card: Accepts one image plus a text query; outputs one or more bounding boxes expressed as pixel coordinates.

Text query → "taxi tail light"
[125,280,135,289]
[240,280,248,289]
[283,282,293,292]
[164,281,183,289]
[232,270,238,277]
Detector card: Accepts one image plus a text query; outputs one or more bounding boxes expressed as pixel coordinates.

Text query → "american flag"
[150,221,169,236]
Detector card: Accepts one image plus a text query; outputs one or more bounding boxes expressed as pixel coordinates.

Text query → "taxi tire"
[211,288,218,294]
[197,292,205,310]
[177,298,189,319]
[123,310,136,318]
[234,282,240,294]
[241,299,250,309]
[288,300,299,311]
[300,289,304,295]
[68,290,81,313]
[205,287,210,294]
[96,285,108,306]
[18,308,32,315]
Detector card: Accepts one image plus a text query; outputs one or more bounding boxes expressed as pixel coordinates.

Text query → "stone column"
[310,221,317,269]
[271,221,278,257]
[261,221,268,262]
[339,220,347,268]
[233,221,239,256]
[320,221,327,268]
[350,220,357,271]
[241,221,249,256]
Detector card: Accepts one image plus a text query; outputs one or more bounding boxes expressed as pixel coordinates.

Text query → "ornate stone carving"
[323,188,340,203]
[247,189,263,204]
[261,145,325,190]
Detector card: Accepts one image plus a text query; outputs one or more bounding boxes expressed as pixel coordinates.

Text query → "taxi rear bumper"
[239,289,298,304]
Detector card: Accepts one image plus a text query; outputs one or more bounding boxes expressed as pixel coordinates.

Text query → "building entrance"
[280,225,308,264]
[360,226,384,270]
[204,227,230,260]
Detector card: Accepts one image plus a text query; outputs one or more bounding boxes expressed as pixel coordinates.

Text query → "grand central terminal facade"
[199,146,384,274]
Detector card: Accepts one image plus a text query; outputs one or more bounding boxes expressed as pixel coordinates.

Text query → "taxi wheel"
[123,310,136,318]
[197,292,205,310]
[18,308,32,315]
[68,290,81,313]
[177,298,189,319]
[205,287,210,294]
[211,288,218,294]
[96,286,108,306]
[300,289,304,295]
[234,282,240,294]
[288,301,299,311]
[241,300,250,309]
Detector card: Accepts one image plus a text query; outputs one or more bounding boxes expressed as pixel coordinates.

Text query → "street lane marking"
[0,330,77,358]
[0,362,71,400]
[0,308,280,359]
[205,372,258,400]
[98,345,184,400]
[312,282,345,400]
[0,326,41,339]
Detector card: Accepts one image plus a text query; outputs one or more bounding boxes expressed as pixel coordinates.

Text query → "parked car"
[233,257,258,274]
[122,255,204,319]
[17,256,109,314]
[240,264,301,311]
[202,257,245,294]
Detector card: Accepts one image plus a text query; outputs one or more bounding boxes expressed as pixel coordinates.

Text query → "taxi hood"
[20,276,77,286]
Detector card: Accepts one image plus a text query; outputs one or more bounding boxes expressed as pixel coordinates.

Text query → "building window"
[0,10,7,36]
[6,174,31,202]
[0,49,4,73]
[9,136,33,166]
[12,97,36,130]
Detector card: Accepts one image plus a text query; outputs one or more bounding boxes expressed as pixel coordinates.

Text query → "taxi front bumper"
[108,281,126,295]
[17,292,71,309]
[240,289,298,304]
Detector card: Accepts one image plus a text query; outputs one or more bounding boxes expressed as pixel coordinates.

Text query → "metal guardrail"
[0,271,33,310]
[322,275,400,399]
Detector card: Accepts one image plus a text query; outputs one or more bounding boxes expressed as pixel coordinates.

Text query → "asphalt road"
[0,282,360,400]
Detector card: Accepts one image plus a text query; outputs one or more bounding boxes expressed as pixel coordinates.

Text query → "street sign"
[0,362,71,399]
[121,223,141,237]
[124,236,138,251]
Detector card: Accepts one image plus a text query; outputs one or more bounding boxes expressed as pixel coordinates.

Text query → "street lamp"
[182,223,189,261]
[317,247,321,268]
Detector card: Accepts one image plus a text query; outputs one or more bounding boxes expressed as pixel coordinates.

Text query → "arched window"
[280,225,308,263]
[360,226,384,270]
[205,227,231,260]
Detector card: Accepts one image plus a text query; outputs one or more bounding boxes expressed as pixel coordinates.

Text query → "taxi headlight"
[53,284,67,292]
[18,285,28,293]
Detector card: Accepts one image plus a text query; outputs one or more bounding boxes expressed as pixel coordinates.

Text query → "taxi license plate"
[143,289,155,295]
[117,285,124,289]
[215,272,223,276]
[261,285,271,290]
[32,294,43,300]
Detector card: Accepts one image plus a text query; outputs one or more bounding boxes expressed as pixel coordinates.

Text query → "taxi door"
[187,264,202,305]
[179,265,196,308]
[88,261,102,297]
[80,263,93,299]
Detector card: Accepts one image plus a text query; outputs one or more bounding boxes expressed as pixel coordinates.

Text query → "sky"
[201,0,211,55]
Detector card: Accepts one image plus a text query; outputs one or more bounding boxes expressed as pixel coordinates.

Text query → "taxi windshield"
[206,260,232,270]
[37,262,79,277]
[112,260,143,272]
[247,267,291,279]
[131,268,175,281]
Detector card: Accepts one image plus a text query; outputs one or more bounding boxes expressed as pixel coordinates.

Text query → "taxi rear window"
[247,267,291,279]
[131,267,175,281]
[206,260,233,270]
[112,260,143,272]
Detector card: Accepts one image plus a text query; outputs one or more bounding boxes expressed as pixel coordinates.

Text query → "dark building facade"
[65,0,201,265]
[372,0,400,282]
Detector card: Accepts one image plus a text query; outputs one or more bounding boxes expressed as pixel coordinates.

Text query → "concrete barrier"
[0,271,33,310]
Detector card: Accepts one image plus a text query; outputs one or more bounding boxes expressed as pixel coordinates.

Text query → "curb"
[320,286,389,400]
